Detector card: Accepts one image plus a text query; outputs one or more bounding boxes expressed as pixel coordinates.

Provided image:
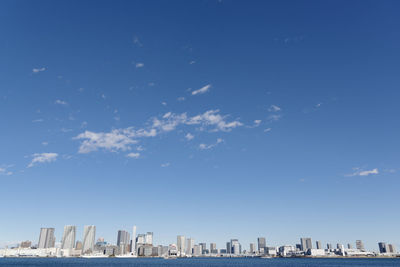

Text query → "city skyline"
[1,0,400,252]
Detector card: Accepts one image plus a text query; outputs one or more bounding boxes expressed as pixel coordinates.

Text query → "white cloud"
[187,110,242,132]
[161,162,170,167]
[55,99,68,105]
[264,128,272,133]
[347,168,379,177]
[74,130,138,154]
[28,153,58,168]
[192,84,211,95]
[185,133,194,141]
[359,168,379,176]
[254,120,261,127]
[199,138,223,150]
[126,152,140,159]
[177,97,185,101]
[0,165,13,176]
[161,102,167,106]
[268,105,281,112]
[32,119,44,123]
[32,67,46,73]
[267,114,282,122]
[42,141,48,146]
[135,63,144,68]
[133,36,143,47]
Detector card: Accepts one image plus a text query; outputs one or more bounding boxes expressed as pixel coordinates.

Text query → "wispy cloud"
[267,114,282,122]
[75,110,242,155]
[185,133,194,141]
[133,36,143,47]
[28,153,58,168]
[346,167,379,177]
[268,105,281,112]
[264,128,272,133]
[135,63,144,68]
[161,162,170,167]
[32,119,44,123]
[199,138,223,150]
[0,165,13,176]
[126,152,140,159]
[177,97,185,102]
[55,99,68,106]
[32,67,46,73]
[192,84,211,95]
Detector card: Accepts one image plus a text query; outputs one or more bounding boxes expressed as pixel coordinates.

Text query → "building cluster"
[0,225,398,258]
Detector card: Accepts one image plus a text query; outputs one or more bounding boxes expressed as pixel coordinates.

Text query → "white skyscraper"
[61,225,76,250]
[186,238,195,255]
[145,232,153,245]
[177,235,186,256]
[131,226,137,254]
[38,228,56,249]
[82,225,96,254]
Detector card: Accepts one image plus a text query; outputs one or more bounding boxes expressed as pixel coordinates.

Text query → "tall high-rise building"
[356,240,365,251]
[82,225,96,254]
[378,242,387,253]
[177,235,185,256]
[117,230,130,247]
[347,243,353,249]
[316,241,322,249]
[257,237,266,253]
[145,232,153,245]
[199,243,206,254]
[136,234,145,245]
[210,243,216,253]
[38,228,56,248]
[249,243,256,254]
[300,238,312,251]
[230,239,240,255]
[327,243,333,250]
[61,225,76,250]
[75,241,82,250]
[186,238,194,255]
[131,226,137,254]
[226,242,231,254]
[387,244,396,254]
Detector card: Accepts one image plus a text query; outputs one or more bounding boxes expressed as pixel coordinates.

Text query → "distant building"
[117,230,130,254]
[177,235,185,256]
[145,232,153,245]
[300,238,312,251]
[257,237,266,253]
[249,243,256,254]
[82,225,96,254]
[387,244,396,254]
[226,242,231,254]
[186,238,194,255]
[75,241,83,250]
[38,228,55,248]
[231,239,240,255]
[378,242,387,253]
[131,226,137,254]
[347,243,353,249]
[61,225,76,250]
[199,243,206,254]
[20,241,32,248]
[327,243,333,250]
[356,240,365,251]
[210,243,216,253]
[316,241,322,249]
[193,245,202,256]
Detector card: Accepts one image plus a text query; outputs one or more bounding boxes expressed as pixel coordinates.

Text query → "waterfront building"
[347,243,353,249]
[249,243,256,254]
[210,243,216,253]
[387,244,396,254]
[300,238,312,251]
[137,234,145,245]
[131,226,137,254]
[226,242,231,254]
[316,241,322,249]
[327,243,333,250]
[231,239,240,255]
[75,241,82,250]
[257,237,266,253]
[38,228,55,249]
[177,235,185,256]
[145,232,153,245]
[378,242,387,253]
[193,245,202,256]
[117,230,130,247]
[61,225,76,250]
[82,225,96,254]
[199,242,206,254]
[356,240,365,251]
[186,238,194,255]
[20,241,32,248]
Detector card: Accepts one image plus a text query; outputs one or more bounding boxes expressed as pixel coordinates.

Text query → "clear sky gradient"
[1,0,399,251]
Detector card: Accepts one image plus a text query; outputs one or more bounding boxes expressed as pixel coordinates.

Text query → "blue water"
[0,258,399,267]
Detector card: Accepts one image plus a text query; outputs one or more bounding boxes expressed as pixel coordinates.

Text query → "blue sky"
[1,0,399,251]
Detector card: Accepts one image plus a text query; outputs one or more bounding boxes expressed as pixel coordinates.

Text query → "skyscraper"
[316,241,322,249]
[38,228,55,249]
[378,242,387,253]
[117,230,130,247]
[199,242,206,254]
[61,225,76,250]
[210,243,216,253]
[387,244,396,254]
[131,226,137,254]
[249,243,256,254]
[230,239,240,255]
[186,238,194,255]
[356,240,365,251]
[300,238,312,251]
[177,235,185,256]
[145,232,153,245]
[257,237,266,253]
[82,225,96,254]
